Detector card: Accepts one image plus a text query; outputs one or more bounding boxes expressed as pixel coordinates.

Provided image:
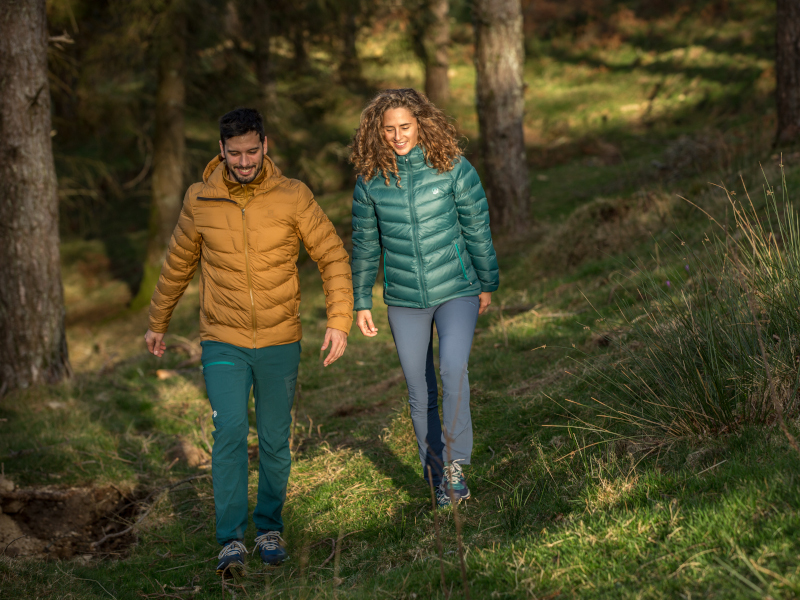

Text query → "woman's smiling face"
[382,107,419,156]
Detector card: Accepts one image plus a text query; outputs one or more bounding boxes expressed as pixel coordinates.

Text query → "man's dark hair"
[219,108,265,146]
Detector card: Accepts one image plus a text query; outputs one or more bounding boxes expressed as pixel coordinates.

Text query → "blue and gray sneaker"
[254,530,288,565]
[436,459,471,507]
[215,540,246,577]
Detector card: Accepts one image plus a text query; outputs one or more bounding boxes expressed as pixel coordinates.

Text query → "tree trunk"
[131,3,187,310]
[253,0,277,115]
[339,7,362,86]
[423,0,450,107]
[0,0,71,394]
[292,26,308,72]
[775,0,800,146]
[473,0,529,231]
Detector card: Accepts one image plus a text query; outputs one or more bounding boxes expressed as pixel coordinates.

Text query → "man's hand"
[478,292,492,315]
[144,329,166,357]
[356,310,378,337]
[321,328,347,367]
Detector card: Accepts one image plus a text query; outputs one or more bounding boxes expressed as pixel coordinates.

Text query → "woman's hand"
[356,310,378,337]
[478,292,492,315]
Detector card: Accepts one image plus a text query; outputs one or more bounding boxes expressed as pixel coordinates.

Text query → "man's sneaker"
[254,530,288,565]
[215,540,246,577]
[442,459,471,503]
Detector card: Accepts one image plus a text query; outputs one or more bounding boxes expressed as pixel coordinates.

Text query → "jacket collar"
[396,145,427,170]
[199,154,283,200]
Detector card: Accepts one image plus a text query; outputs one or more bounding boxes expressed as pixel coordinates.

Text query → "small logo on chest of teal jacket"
[432,188,440,195]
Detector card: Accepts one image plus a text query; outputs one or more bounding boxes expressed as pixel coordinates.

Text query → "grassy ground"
[3,2,800,598]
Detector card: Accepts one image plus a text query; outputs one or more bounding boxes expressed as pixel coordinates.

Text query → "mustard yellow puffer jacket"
[148,155,353,348]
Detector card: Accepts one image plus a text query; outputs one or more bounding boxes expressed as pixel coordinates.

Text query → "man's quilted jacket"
[149,154,353,347]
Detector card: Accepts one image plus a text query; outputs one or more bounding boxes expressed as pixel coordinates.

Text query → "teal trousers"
[200,340,301,544]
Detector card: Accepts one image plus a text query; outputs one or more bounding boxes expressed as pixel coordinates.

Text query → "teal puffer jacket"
[351,146,499,310]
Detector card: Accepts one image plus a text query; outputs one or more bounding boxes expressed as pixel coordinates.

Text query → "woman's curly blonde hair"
[350,88,462,186]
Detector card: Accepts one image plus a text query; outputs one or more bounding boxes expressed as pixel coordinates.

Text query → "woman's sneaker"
[254,530,288,565]
[436,483,453,507]
[215,540,246,577]
[437,459,470,507]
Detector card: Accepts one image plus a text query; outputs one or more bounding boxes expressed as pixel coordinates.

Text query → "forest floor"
[3,2,800,598]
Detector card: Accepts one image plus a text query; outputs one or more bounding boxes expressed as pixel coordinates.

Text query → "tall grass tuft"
[580,169,800,440]
[496,480,548,532]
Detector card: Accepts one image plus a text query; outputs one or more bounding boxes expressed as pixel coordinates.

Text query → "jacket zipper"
[241,202,258,348]
[453,241,470,281]
[405,156,427,307]
[383,249,388,289]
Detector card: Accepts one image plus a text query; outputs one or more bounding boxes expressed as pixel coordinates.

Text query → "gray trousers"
[387,296,480,486]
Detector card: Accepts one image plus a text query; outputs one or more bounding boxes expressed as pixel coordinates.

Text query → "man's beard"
[226,155,264,184]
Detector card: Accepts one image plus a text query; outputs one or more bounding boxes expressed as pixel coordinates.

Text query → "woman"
[350,88,499,507]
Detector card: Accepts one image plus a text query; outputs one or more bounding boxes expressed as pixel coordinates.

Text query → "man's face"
[219,131,268,184]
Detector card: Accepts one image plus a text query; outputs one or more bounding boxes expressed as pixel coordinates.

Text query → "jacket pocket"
[453,241,470,282]
[202,361,235,371]
[201,273,216,324]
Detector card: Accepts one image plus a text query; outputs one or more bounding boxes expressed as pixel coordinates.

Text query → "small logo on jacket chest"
[432,188,440,195]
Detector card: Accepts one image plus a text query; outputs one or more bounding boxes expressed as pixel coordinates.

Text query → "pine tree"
[0,0,71,394]
[473,0,530,231]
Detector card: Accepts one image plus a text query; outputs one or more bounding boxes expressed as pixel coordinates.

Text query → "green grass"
[3,1,800,598]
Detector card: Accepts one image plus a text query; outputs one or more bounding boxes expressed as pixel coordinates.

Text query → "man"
[144,108,353,575]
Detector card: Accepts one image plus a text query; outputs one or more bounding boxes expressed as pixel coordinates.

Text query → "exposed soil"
[0,476,140,559]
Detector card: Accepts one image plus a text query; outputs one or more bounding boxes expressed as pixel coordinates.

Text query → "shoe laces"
[444,459,465,486]
[254,531,284,553]
[218,540,246,559]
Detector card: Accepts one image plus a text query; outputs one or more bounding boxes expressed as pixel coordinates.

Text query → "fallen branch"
[2,535,27,556]
[318,538,335,568]
[314,530,362,569]
[7,440,69,459]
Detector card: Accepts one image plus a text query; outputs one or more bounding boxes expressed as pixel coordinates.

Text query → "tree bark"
[421,0,450,107]
[473,0,529,231]
[131,2,187,309]
[0,0,71,393]
[775,0,800,146]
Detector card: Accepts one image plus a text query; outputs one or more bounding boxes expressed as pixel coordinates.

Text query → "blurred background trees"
[3,0,791,392]
[410,0,451,106]
[133,0,189,309]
